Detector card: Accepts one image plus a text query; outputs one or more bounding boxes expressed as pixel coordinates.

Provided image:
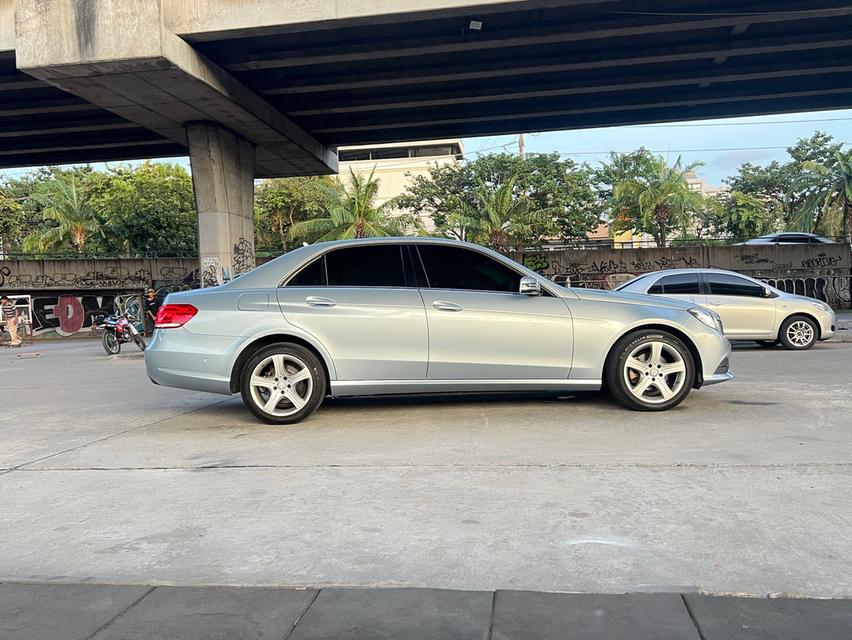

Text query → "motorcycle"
[96,311,147,354]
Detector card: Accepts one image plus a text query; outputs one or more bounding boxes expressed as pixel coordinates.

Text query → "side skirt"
[330,379,601,397]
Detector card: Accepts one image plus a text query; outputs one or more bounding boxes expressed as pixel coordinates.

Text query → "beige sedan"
[616,268,836,350]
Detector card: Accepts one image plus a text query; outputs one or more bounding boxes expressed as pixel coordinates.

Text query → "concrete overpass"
[2,1,852,283]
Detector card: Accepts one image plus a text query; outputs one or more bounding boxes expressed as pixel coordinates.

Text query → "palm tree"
[611,155,704,248]
[447,178,553,250]
[289,169,420,242]
[23,178,102,254]
[790,150,852,241]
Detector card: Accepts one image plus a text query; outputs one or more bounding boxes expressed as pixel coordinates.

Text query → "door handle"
[433,301,463,312]
[305,296,337,308]
[708,301,723,307]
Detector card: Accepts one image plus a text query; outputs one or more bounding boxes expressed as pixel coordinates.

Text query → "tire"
[133,334,147,351]
[605,330,695,411]
[240,343,326,424]
[102,330,121,355]
[756,340,778,348]
[779,315,818,350]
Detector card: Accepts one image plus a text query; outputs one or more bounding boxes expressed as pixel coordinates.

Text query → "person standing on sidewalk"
[1,295,22,347]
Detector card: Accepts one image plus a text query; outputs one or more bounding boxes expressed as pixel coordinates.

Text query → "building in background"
[338,140,464,230]
[685,171,729,199]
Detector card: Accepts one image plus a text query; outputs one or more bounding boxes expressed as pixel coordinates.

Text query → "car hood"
[565,287,696,311]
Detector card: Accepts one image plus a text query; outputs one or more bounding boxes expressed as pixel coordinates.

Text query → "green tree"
[0,188,26,255]
[792,150,852,241]
[610,154,704,248]
[395,152,600,241]
[725,132,844,232]
[91,162,197,255]
[290,170,420,242]
[447,178,553,250]
[22,177,103,254]
[718,191,779,241]
[254,176,335,253]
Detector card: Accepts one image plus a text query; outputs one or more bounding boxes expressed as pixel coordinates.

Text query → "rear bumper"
[144,329,240,395]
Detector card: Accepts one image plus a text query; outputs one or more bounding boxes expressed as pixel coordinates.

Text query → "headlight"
[689,307,723,332]
[809,300,832,313]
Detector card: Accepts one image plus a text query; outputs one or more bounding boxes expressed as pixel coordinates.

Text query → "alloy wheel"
[786,320,814,348]
[622,340,687,405]
[248,353,314,417]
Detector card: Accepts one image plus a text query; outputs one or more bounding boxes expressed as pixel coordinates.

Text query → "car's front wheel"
[240,343,326,424]
[606,330,695,411]
[779,315,818,350]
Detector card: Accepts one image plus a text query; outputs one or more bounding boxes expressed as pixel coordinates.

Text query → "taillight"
[155,304,198,328]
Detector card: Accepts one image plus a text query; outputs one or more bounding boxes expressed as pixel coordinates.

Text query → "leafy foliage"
[609,154,705,247]
[90,162,197,255]
[23,177,103,254]
[395,152,600,242]
[290,170,421,242]
[254,176,336,253]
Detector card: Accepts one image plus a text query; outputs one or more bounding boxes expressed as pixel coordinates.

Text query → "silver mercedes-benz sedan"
[145,238,732,424]
[615,268,836,350]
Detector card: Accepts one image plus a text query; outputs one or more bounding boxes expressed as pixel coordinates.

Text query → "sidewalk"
[2,583,851,640]
[834,310,852,342]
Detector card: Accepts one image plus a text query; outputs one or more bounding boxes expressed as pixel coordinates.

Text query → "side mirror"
[520,276,542,296]
[763,287,773,298]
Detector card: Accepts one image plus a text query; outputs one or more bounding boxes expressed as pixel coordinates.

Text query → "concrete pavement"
[0,340,851,598]
[3,583,852,640]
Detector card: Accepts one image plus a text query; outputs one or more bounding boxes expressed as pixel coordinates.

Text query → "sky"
[2,108,851,186]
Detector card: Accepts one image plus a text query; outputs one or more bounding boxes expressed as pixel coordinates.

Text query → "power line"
[555,142,850,157]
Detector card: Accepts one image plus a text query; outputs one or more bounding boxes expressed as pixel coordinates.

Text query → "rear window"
[325,245,406,287]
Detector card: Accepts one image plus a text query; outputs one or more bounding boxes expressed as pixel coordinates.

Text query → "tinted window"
[648,273,700,295]
[418,245,521,292]
[286,257,326,286]
[325,245,406,287]
[707,274,764,297]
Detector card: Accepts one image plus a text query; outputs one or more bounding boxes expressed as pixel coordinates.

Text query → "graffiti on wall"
[232,237,255,276]
[764,276,851,306]
[0,264,196,290]
[30,293,117,336]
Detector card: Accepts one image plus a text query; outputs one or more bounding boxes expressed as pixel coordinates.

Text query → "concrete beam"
[258,34,852,97]
[13,0,337,178]
[165,0,612,40]
[221,5,852,71]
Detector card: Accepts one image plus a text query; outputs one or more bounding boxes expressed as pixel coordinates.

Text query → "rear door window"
[647,273,700,295]
[325,245,406,287]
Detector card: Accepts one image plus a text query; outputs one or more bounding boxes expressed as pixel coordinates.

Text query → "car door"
[703,272,775,337]
[415,244,573,380]
[276,244,427,381]
[646,272,706,306]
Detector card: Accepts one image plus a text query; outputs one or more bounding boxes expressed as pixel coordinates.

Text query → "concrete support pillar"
[187,124,256,287]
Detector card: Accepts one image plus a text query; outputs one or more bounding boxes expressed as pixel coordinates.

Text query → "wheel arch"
[604,323,703,389]
[229,333,333,394]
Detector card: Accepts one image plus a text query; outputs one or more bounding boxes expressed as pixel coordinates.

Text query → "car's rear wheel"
[606,330,695,411]
[240,343,326,424]
[779,315,818,350]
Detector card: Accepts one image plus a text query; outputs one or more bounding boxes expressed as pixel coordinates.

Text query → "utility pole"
[518,133,526,159]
